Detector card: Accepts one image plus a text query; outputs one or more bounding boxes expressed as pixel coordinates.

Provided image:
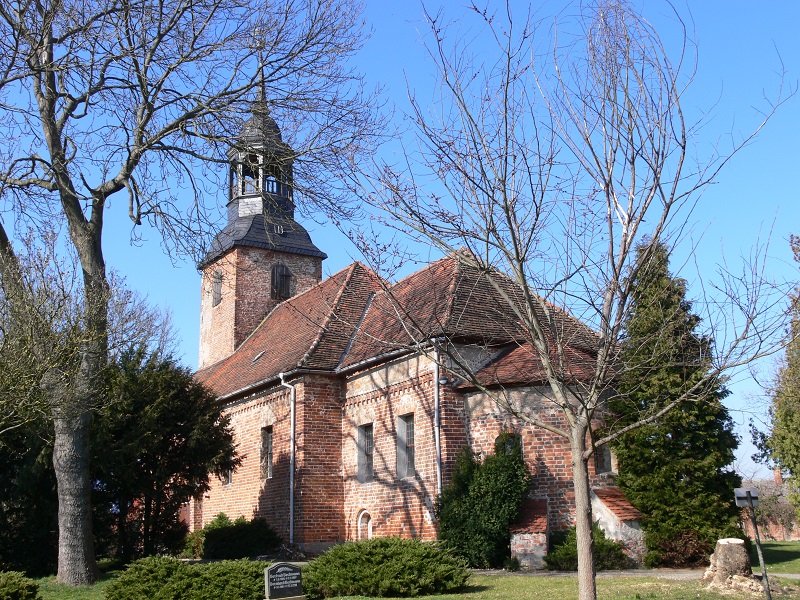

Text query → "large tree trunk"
[52,405,98,584]
[48,255,108,585]
[572,433,597,600]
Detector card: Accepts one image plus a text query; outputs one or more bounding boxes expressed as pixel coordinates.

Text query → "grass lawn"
[752,540,800,574]
[309,575,799,599]
[33,573,800,600]
[36,572,117,600]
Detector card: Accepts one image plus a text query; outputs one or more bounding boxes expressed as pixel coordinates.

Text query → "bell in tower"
[197,97,327,369]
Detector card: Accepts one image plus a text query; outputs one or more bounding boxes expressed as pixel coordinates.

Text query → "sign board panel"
[734,487,760,508]
[266,562,303,599]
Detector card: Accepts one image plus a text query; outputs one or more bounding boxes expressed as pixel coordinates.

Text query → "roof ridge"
[296,262,360,369]
[337,289,376,370]
[442,255,460,335]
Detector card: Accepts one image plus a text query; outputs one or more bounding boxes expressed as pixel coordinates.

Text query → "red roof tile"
[340,253,597,370]
[197,252,600,398]
[196,262,381,398]
[511,498,548,534]
[593,487,642,521]
[459,342,597,389]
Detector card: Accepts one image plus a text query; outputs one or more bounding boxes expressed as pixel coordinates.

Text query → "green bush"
[544,523,631,571]
[643,528,730,568]
[302,538,469,599]
[180,513,232,558]
[104,556,268,600]
[0,571,41,600]
[437,433,532,568]
[181,513,280,559]
[203,517,281,559]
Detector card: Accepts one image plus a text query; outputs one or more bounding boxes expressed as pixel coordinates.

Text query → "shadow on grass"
[750,541,800,571]
[458,584,492,594]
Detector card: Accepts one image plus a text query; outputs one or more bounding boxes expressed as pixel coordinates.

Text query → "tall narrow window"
[212,271,223,307]
[357,423,374,483]
[241,153,261,194]
[397,414,415,479]
[222,469,233,487]
[261,426,273,479]
[595,446,615,475]
[271,263,292,300]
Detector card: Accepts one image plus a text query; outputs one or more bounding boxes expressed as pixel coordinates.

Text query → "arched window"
[357,510,372,540]
[271,263,292,300]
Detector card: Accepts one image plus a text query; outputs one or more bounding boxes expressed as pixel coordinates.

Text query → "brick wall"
[343,356,441,542]
[193,359,610,554]
[294,375,345,551]
[197,386,294,542]
[198,247,322,369]
[199,252,238,368]
[464,386,606,532]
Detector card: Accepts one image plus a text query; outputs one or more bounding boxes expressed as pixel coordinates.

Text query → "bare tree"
[0,0,379,584]
[353,3,790,598]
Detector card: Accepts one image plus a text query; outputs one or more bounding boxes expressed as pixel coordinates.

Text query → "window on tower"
[271,263,292,300]
[241,153,261,194]
[212,271,223,306]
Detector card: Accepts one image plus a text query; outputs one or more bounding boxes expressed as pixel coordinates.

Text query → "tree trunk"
[572,435,597,600]
[52,404,98,584]
[48,257,107,584]
[117,501,130,563]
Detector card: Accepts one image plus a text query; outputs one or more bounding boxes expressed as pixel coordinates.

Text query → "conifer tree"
[762,235,800,514]
[610,241,741,567]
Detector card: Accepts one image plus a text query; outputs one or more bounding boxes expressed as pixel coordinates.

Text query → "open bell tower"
[198,96,326,369]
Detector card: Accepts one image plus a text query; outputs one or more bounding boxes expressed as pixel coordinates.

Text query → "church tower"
[198,100,327,369]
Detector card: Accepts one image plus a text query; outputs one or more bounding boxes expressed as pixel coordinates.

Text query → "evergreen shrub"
[436,432,532,568]
[0,571,40,600]
[643,529,739,568]
[611,241,742,568]
[302,538,468,599]
[544,523,631,571]
[181,513,280,559]
[203,517,281,559]
[104,556,268,600]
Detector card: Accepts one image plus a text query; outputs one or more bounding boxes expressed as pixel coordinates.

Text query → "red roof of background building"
[341,253,598,369]
[593,487,642,521]
[457,342,597,389]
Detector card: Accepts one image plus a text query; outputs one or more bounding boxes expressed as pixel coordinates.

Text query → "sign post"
[734,487,771,600]
[265,562,304,600]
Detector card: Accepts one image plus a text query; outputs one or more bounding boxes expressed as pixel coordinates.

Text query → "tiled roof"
[200,213,327,267]
[458,342,597,389]
[593,487,642,521]
[198,252,599,399]
[341,253,598,376]
[342,255,546,368]
[196,262,381,398]
[510,498,548,534]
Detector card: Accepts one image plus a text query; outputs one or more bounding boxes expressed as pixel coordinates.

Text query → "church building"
[189,103,645,567]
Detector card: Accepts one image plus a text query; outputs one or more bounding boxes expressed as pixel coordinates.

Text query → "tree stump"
[702,538,752,587]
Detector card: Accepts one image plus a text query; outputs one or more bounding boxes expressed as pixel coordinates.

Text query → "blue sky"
[101,1,799,477]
